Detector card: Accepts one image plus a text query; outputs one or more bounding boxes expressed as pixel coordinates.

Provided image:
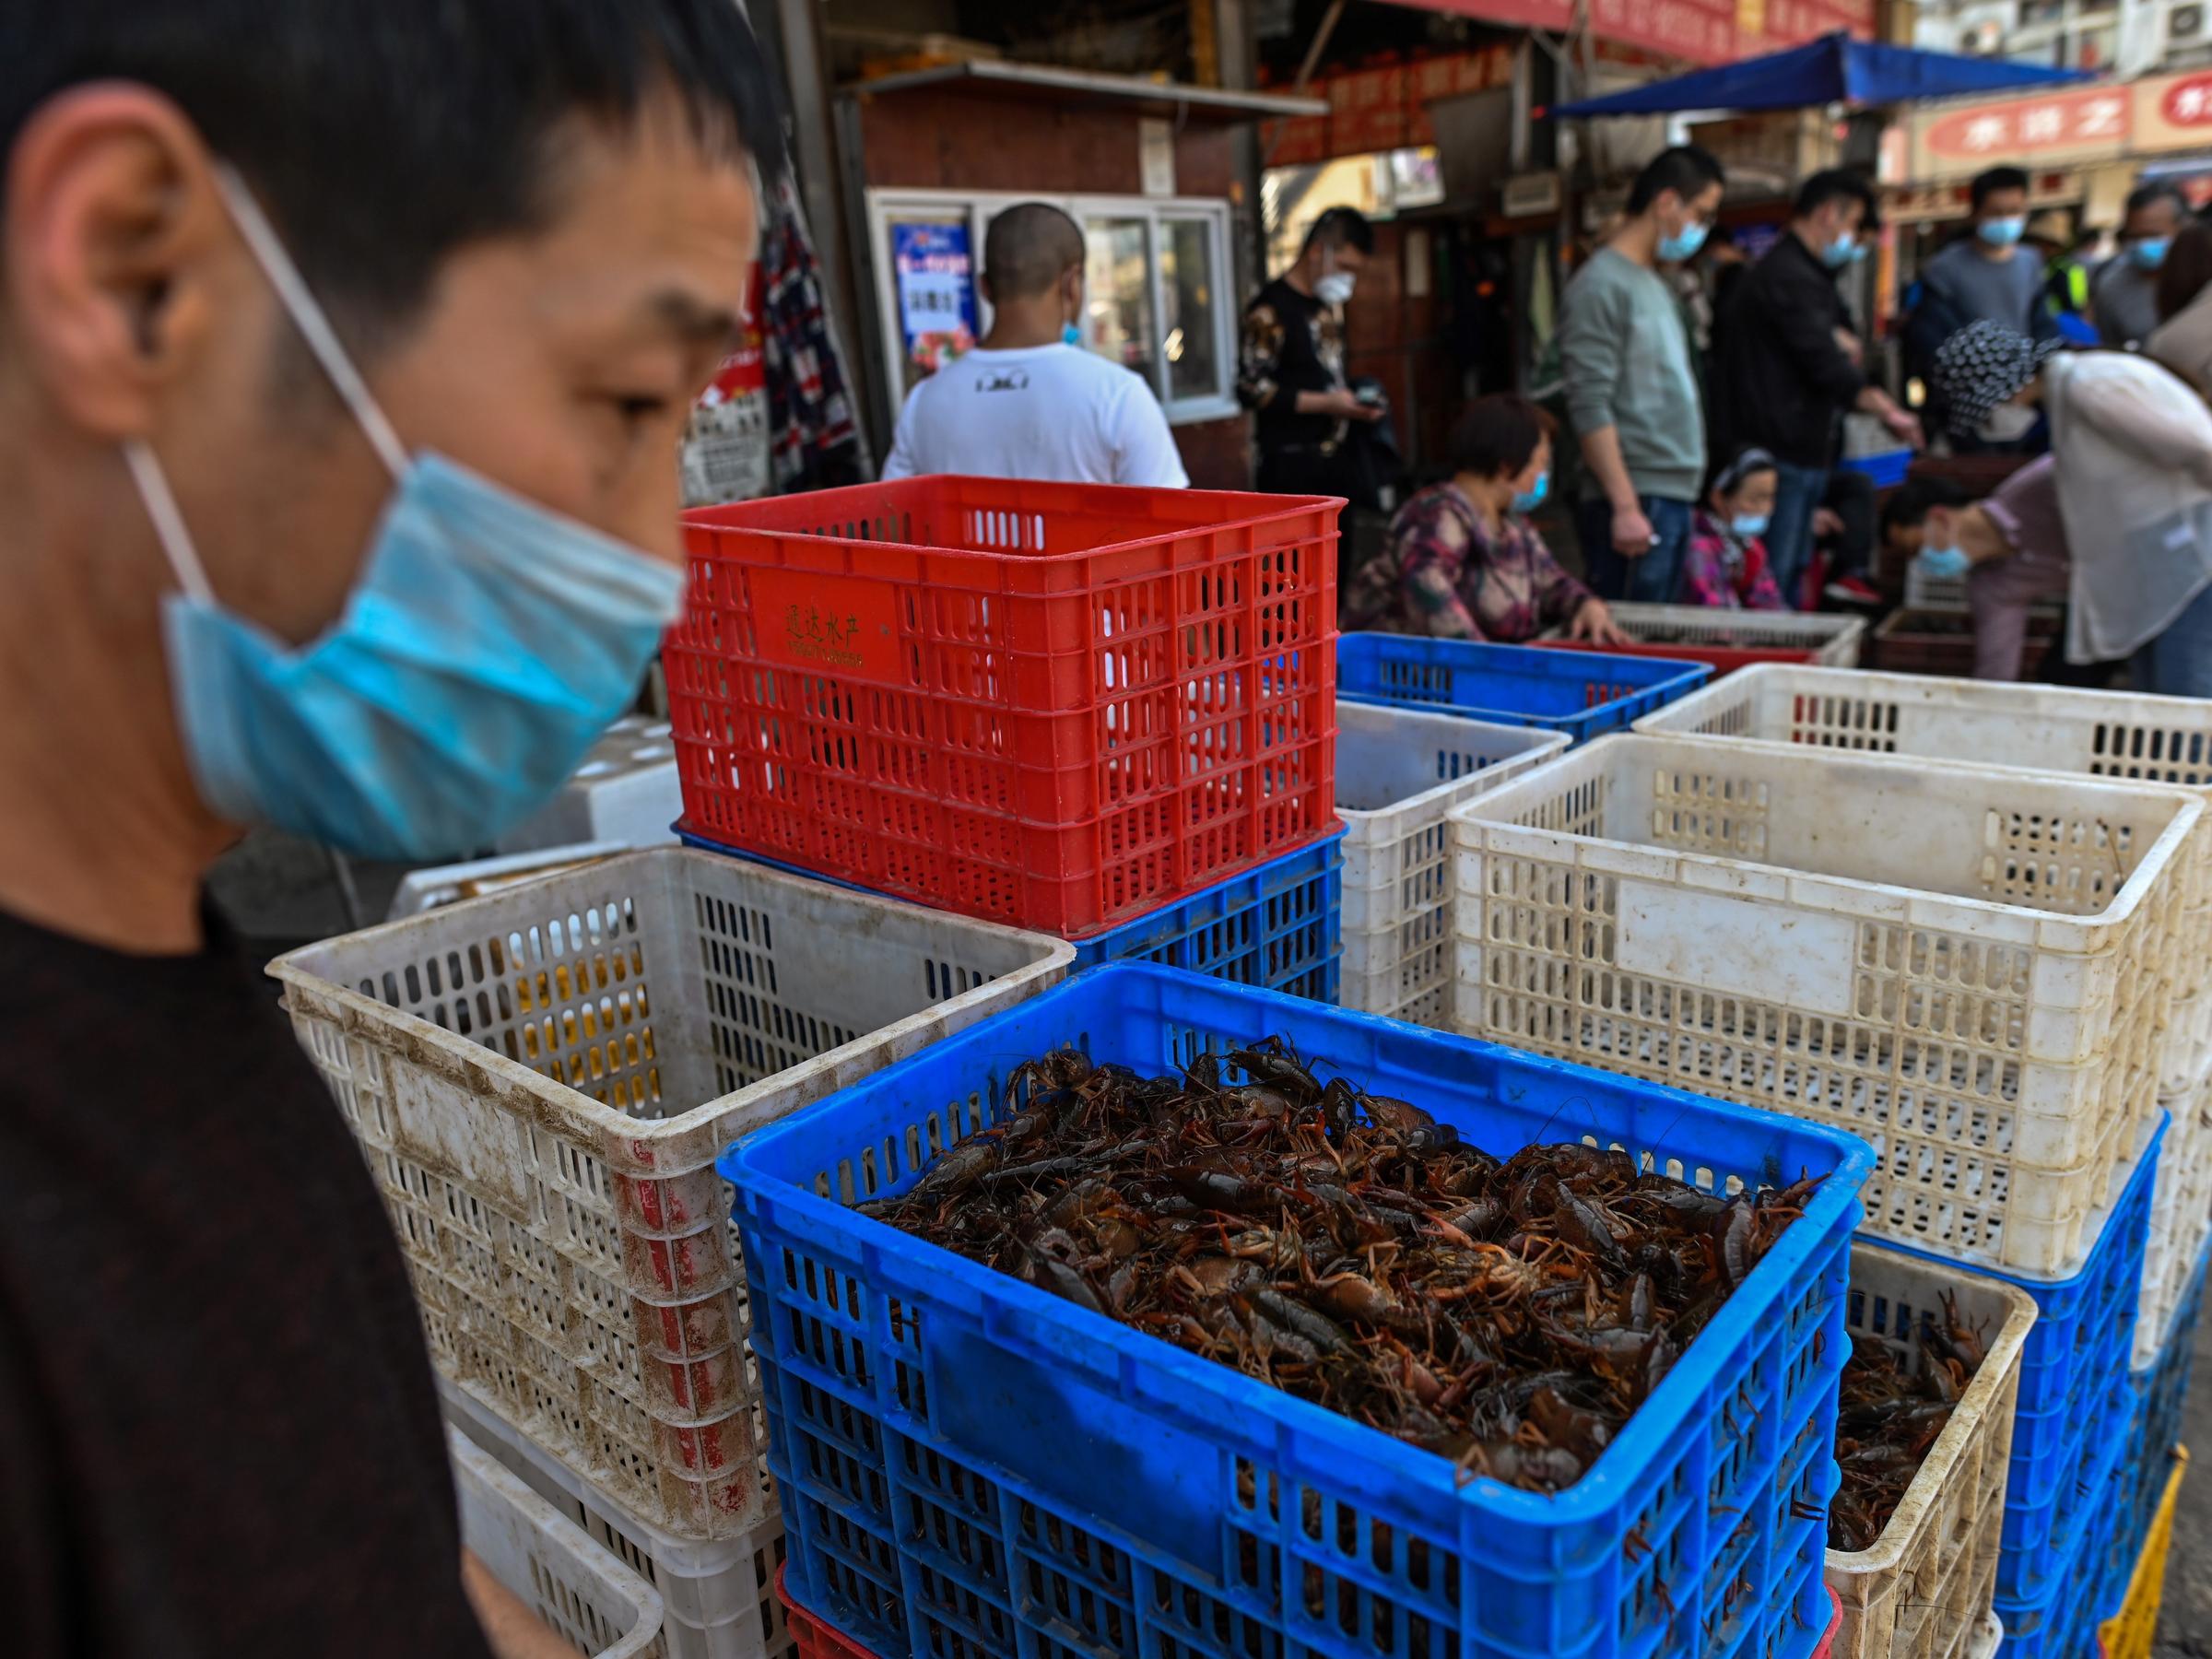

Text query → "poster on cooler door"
[891,220,976,377]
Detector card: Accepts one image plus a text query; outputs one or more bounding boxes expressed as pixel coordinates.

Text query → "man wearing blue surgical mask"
[0,6,774,1655]
[2091,182,2188,350]
[1906,167,2055,438]
[1559,145,1727,604]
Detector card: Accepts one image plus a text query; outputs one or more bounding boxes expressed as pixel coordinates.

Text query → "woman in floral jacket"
[1343,395,1628,642]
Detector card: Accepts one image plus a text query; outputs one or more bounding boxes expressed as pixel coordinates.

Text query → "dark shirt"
[0,904,490,1659]
[1237,276,1346,456]
[1712,231,1865,470]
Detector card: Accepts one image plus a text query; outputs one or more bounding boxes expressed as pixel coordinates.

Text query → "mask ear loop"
[124,441,215,605]
[210,162,409,482]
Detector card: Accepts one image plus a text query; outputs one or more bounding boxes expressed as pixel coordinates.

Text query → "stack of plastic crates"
[668,477,1341,939]
[1825,1246,2037,1659]
[1534,604,1867,675]
[1450,731,2199,1654]
[1336,631,1712,743]
[1638,666,2212,1361]
[271,849,1077,1657]
[724,963,1874,1659]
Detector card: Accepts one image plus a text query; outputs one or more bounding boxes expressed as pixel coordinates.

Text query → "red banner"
[1261,45,1515,164]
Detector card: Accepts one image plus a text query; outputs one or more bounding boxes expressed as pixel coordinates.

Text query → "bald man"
[881,201,1188,486]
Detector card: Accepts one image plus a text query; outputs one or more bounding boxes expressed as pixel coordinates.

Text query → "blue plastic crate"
[1991,1435,2139,1659]
[677,829,1345,1001]
[2124,1230,2209,1557]
[1838,450,1912,490]
[1889,1117,2164,1612]
[723,963,1875,1659]
[1336,633,1712,746]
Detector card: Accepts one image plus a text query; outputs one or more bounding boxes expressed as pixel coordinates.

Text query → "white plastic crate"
[1901,561,1968,612]
[1452,734,2200,1275]
[387,842,632,921]
[1335,700,1568,1026]
[453,1427,665,1659]
[1538,602,1867,666]
[273,849,1074,1538]
[500,716,684,854]
[450,1387,787,1659]
[2139,1070,2212,1368]
[1827,1244,2036,1659]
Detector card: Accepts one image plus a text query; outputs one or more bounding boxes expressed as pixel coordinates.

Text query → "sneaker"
[1824,575,1882,606]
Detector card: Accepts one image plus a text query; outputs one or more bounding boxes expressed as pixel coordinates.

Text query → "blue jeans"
[2136,580,2212,697]
[1762,461,1829,611]
[1577,494,1692,602]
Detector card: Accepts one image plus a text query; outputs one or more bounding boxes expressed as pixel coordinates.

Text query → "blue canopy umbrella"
[1548,30,2092,116]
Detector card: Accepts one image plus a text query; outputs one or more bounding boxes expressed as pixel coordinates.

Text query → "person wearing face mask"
[1238,206,1383,503]
[1710,171,1923,608]
[2148,221,2212,398]
[1559,146,1727,604]
[1935,319,2212,693]
[1681,450,1788,611]
[880,202,1186,486]
[0,6,781,1656]
[1906,168,2056,440]
[2090,182,2188,351]
[1341,395,1628,643]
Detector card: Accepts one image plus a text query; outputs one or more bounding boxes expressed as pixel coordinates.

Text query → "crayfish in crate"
[859,1038,1823,1494]
[1829,1294,1987,1551]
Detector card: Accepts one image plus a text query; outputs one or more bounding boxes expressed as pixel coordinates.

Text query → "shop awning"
[848,60,1326,123]
[1548,31,2092,116]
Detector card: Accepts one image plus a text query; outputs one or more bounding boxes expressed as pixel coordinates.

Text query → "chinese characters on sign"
[891,220,977,378]
[2139,70,2212,151]
[1914,85,2132,176]
[782,605,866,670]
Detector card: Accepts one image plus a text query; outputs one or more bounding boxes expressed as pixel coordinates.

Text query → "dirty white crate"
[2139,1070,2212,1368]
[1827,1244,2036,1659]
[1539,603,1867,666]
[453,1427,665,1659]
[273,849,1074,1538]
[500,715,684,854]
[1452,734,2199,1275]
[1335,700,1568,1026]
[451,1387,787,1659]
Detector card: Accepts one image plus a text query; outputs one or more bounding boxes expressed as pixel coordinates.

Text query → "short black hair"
[984,203,1085,300]
[1445,394,1555,482]
[1794,169,1877,229]
[6,3,783,339]
[1970,167,2030,212]
[1627,146,1725,216]
[1303,206,1374,257]
[1879,476,1971,538]
[2125,181,2189,223]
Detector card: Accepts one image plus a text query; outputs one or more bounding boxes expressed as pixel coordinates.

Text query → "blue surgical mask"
[132,166,686,863]
[1656,219,1711,264]
[1917,544,1971,579]
[1978,216,2027,249]
[1512,471,1549,513]
[1730,512,1771,538]
[2131,237,2172,271]
[1062,322,1083,346]
[1821,232,1856,270]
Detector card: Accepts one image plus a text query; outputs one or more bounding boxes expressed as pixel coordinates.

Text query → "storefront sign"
[2134,69,2212,153]
[1911,84,2132,179]
[890,220,976,373]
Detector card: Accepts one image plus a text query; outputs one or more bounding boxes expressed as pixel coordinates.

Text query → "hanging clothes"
[759,171,869,493]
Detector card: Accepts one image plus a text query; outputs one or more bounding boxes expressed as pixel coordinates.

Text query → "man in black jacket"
[1713,171,1922,605]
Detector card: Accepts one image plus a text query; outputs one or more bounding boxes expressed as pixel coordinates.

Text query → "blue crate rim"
[724,960,1875,1533]
[1461,734,2200,933]
[1338,632,1717,690]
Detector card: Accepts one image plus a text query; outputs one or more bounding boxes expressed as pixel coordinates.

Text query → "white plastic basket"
[451,1389,787,1659]
[453,1427,665,1659]
[1827,1244,2036,1659]
[1538,603,1867,666]
[1452,734,2200,1275]
[500,715,684,854]
[1635,665,2212,1085]
[273,849,1075,1538]
[1335,700,1568,1026]
[2139,1070,2212,1368]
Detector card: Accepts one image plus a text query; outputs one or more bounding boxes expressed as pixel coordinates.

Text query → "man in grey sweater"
[1559,146,1726,602]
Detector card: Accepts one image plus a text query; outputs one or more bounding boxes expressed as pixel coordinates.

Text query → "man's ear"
[5,84,224,440]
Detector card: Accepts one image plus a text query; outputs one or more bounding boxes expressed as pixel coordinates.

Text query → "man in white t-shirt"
[881,202,1189,486]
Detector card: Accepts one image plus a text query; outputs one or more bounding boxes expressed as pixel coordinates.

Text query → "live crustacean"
[860,1038,1822,1495]
[1828,1293,1988,1552]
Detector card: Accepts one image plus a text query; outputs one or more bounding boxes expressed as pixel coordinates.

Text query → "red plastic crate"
[778,1565,878,1659]
[666,476,1340,936]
